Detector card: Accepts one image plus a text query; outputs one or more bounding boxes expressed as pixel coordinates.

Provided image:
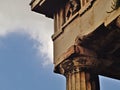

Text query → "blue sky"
[0,0,120,90]
[0,32,65,90]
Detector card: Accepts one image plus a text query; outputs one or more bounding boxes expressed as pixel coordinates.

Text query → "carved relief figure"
[66,0,80,19]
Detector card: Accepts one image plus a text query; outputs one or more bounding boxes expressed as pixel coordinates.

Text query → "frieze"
[66,0,80,20]
[65,0,95,21]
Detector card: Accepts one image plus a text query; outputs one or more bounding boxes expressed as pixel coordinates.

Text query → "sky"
[0,0,120,90]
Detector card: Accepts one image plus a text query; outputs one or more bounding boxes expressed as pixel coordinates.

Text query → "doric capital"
[55,45,101,76]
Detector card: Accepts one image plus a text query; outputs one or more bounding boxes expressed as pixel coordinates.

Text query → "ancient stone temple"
[30,0,120,90]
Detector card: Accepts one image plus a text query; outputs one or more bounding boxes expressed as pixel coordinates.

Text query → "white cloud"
[0,0,54,66]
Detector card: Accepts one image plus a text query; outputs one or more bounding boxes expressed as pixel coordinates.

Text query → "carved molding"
[107,0,120,13]
[66,0,80,20]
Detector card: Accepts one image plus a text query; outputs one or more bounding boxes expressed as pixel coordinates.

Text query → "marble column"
[66,71,99,90]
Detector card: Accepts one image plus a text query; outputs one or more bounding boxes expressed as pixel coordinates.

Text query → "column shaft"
[66,72,100,90]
